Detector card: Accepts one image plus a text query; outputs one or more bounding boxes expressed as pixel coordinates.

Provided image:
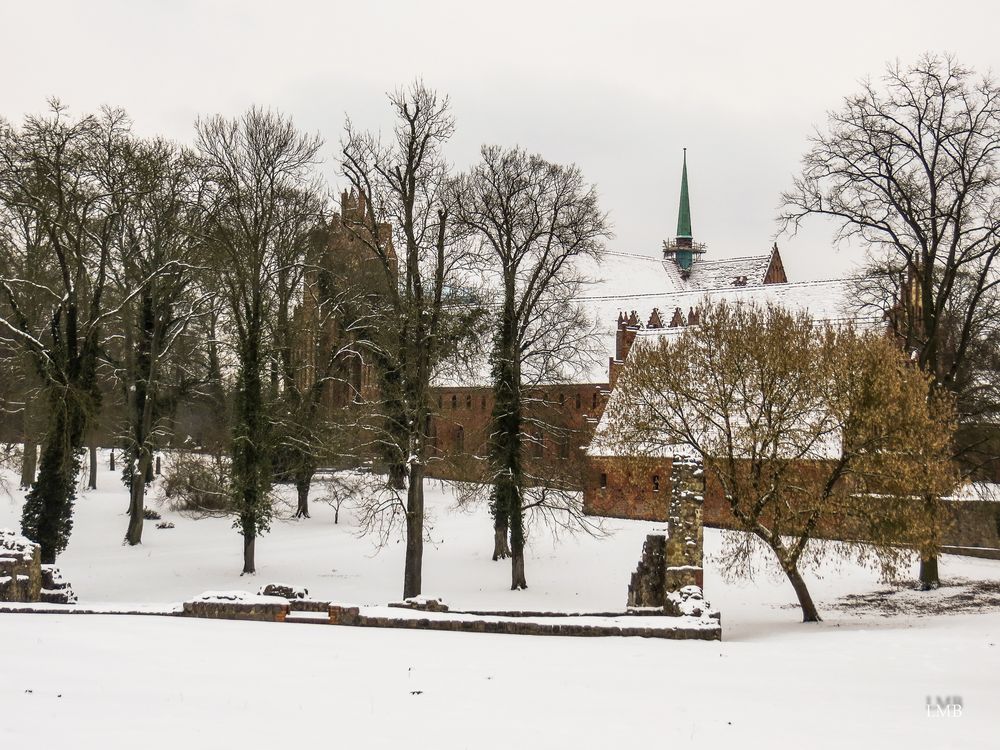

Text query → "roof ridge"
[694,253,771,264]
[601,250,664,261]
[577,276,856,303]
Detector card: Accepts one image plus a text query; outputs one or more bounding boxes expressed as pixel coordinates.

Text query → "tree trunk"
[492,516,510,560]
[919,556,940,590]
[784,565,821,622]
[125,473,145,546]
[242,531,256,575]
[88,444,98,490]
[294,473,311,519]
[125,448,154,546]
[109,449,115,472]
[510,491,527,590]
[403,463,424,599]
[20,441,37,490]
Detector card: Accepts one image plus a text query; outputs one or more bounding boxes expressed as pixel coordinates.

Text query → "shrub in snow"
[160,452,232,515]
[155,521,175,529]
[143,507,162,521]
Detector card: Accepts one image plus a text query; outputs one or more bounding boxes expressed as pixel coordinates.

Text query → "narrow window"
[437,394,442,410]
[456,425,464,452]
[534,432,544,458]
[451,394,457,410]
[559,437,570,460]
[592,392,598,409]
[575,393,582,409]
[481,395,487,410]
[600,472,608,489]
[652,474,660,492]
[559,392,565,407]
[466,393,472,409]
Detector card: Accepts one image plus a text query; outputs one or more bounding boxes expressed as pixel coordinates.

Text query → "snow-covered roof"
[434,248,869,389]
[626,276,860,330]
[660,253,774,292]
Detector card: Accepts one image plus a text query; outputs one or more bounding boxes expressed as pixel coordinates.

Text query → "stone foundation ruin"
[0,529,76,604]
[627,456,720,629]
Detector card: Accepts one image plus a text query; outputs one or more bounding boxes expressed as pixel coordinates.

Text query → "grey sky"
[4,0,997,282]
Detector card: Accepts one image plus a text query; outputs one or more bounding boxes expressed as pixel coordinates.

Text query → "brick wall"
[583,456,672,522]
[425,383,609,487]
[587,455,1000,552]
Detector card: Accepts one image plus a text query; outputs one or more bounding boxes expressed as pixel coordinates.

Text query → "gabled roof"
[660,253,774,291]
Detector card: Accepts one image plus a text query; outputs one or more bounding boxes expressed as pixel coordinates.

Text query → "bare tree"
[779,54,1000,586]
[107,137,206,545]
[450,145,610,589]
[0,103,131,562]
[602,300,957,622]
[341,82,472,598]
[195,107,326,574]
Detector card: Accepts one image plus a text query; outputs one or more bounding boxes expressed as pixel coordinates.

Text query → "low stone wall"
[183,593,289,622]
[328,604,720,640]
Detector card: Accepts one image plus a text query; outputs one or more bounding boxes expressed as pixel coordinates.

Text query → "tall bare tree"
[341,82,470,598]
[196,107,325,574]
[779,54,1000,586]
[602,301,958,622]
[108,137,206,545]
[0,103,131,562]
[450,145,610,589]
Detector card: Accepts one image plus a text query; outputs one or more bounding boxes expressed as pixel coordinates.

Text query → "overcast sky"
[3,0,998,281]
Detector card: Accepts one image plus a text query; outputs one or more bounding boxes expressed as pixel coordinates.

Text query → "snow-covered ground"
[1,453,998,748]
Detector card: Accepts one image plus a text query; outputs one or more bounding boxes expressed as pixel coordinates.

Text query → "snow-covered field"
[1,453,998,748]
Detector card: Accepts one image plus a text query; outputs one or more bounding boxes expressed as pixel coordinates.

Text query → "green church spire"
[676,148,692,240]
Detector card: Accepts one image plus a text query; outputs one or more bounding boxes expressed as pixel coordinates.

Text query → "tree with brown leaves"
[602,301,957,622]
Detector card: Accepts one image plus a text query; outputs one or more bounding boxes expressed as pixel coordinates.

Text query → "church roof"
[660,252,774,291]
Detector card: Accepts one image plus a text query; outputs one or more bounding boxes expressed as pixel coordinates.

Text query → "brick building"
[297,157,849,499]
[582,151,857,519]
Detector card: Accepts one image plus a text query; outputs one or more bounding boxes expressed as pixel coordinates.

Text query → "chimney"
[615,309,642,362]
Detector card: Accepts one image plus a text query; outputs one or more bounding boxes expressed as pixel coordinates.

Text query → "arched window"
[600,472,608,489]
[451,394,457,409]
[559,392,565,407]
[456,425,465,452]
[652,474,660,492]
[592,392,598,409]
[466,393,472,409]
